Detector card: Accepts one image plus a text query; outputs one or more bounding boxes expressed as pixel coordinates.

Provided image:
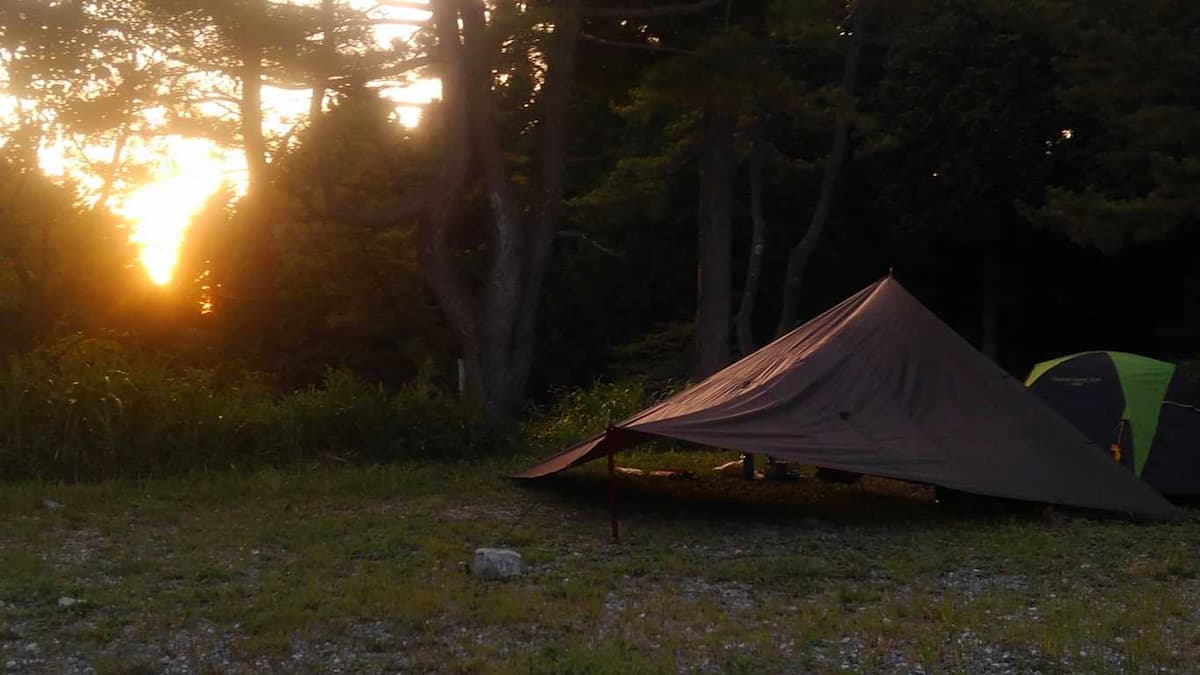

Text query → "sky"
[20,0,436,286]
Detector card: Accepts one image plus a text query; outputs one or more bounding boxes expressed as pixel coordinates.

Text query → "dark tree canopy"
[0,0,1196,426]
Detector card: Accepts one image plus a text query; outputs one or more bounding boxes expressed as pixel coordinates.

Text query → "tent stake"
[608,445,619,543]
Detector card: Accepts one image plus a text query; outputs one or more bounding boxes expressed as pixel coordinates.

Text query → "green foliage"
[0,339,502,482]
[872,0,1062,243]
[1034,0,1200,253]
[389,371,506,460]
[520,641,673,675]
[767,0,853,42]
[568,152,681,228]
[606,322,695,388]
[2,0,1199,428]
[0,154,139,350]
[1038,186,1191,255]
[523,380,654,454]
[174,88,451,385]
[0,0,210,188]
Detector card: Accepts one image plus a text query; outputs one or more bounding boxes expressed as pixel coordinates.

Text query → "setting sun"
[109,78,435,286]
[7,0,435,286]
[112,138,226,285]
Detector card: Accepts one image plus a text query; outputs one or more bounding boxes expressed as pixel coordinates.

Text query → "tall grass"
[522,379,684,453]
[0,339,499,481]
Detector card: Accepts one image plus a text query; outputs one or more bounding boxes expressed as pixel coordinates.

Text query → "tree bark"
[735,120,768,356]
[509,0,581,414]
[580,0,721,18]
[459,0,529,424]
[774,0,869,337]
[310,0,340,219]
[419,0,581,425]
[93,127,128,212]
[420,0,483,399]
[239,41,269,200]
[695,108,735,378]
[309,0,337,120]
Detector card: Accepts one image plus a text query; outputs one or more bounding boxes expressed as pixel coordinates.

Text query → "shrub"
[0,339,502,482]
[390,378,503,460]
[523,379,665,453]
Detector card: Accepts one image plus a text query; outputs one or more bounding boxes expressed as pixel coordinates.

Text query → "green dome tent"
[1026,351,1200,495]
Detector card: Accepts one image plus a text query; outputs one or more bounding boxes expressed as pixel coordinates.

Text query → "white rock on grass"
[41,499,64,510]
[57,597,82,608]
[472,548,522,580]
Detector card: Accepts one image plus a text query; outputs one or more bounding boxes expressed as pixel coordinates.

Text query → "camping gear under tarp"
[516,276,1183,521]
[1026,351,1200,495]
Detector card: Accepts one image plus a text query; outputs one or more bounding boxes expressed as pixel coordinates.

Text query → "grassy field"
[2,449,1199,674]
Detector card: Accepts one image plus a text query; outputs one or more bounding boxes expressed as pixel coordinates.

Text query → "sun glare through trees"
[2,0,1200,668]
[113,138,227,285]
[3,0,434,285]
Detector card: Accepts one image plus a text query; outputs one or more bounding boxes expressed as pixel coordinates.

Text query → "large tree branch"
[558,229,623,258]
[735,120,768,357]
[310,0,337,120]
[579,31,693,54]
[460,0,526,389]
[184,93,243,106]
[264,78,327,90]
[370,17,431,26]
[774,0,870,336]
[511,0,583,400]
[580,0,721,18]
[420,0,481,397]
[375,0,431,11]
[238,47,269,200]
[341,193,427,227]
[694,107,734,378]
[358,54,435,79]
[93,125,129,211]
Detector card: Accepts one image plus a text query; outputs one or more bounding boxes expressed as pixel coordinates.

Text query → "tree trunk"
[420,0,581,426]
[420,0,483,400]
[460,0,529,424]
[94,127,128,211]
[233,31,278,347]
[309,0,337,121]
[310,0,339,219]
[239,42,269,201]
[735,120,768,356]
[509,0,581,411]
[695,108,735,378]
[774,0,869,336]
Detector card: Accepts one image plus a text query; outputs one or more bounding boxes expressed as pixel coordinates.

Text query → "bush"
[0,339,502,481]
[523,379,674,453]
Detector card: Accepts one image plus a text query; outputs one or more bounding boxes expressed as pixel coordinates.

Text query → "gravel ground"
[2,465,1198,673]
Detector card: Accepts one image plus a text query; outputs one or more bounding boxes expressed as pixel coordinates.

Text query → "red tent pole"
[608,444,619,543]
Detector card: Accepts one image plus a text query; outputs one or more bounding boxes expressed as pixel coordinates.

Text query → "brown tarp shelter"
[516,276,1183,521]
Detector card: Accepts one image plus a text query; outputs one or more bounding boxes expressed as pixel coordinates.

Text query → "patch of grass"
[2,456,1199,672]
[509,640,676,675]
[0,342,503,481]
[92,658,159,675]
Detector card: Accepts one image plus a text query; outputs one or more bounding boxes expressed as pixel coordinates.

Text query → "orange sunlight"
[9,0,436,286]
[109,75,435,286]
[113,138,226,285]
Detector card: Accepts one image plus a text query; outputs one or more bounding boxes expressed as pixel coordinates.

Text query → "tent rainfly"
[1027,351,1200,495]
[516,276,1183,522]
